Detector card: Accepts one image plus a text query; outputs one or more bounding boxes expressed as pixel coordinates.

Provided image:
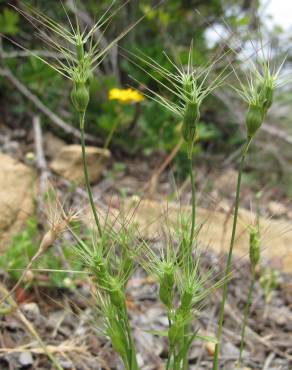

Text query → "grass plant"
[0,3,289,369]
[212,54,286,369]
[131,44,229,369]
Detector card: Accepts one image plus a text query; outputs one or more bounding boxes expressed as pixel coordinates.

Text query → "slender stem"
[166,347,173,370]
[79,113,102,237]
[182,148,196,370]
[238,267,256,365]
[166,315,173,370]
[212,139,251,370]
[189,150,196,255]
[118,300,138,370]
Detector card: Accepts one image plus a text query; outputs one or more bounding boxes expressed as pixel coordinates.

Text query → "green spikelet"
[249,228,260,269]
[121,257,134,286]
[180,287,193,313]
[108,278,125,311]
[257,82,273,111]
[245,104,264,139]
[71,82,90,114]
[168,312,185,347]
[159,264,175,308]
[181,101,200,143]
[76,41,84,63]
[93,258,110,288]
[107,308,127,357]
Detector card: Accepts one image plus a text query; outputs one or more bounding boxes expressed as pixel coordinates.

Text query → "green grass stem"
[212,138,252,370]
[80,113,103,237]
[238,267,256,365]
[182,147,196,370]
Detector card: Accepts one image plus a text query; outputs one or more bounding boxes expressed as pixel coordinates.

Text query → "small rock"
[206,341,216,356]
[50,144,111,184]
[59,359,73,369]
[189,345,201,359]
[44,132,66,159]
[268,201,287,217]
[137,353,144,368]
[222,342,239,358]
[22,302,40,322]
[268,306,292,326]
[2,140,21,158]
[18,351,33,367]
[0,153,35,251]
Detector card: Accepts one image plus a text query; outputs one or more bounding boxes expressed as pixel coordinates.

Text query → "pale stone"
[50,144,111,184]
[44,132,66,159]
[0,153,35,252]
[215,168,238,195]
[268,201,287,217]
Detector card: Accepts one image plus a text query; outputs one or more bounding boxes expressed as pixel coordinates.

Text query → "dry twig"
[0,67,100,144]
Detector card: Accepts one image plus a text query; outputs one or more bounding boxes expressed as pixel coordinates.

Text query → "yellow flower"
[108,87,144,104]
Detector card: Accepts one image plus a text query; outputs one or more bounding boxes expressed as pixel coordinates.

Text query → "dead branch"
[0,67,101,145]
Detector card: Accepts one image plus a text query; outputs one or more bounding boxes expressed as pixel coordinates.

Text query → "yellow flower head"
[108,87,144,104]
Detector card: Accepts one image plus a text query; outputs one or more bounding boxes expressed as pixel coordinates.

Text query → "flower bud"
[249,228,260,268]
[71,82,89,113]
[245,104,264,139]
[182,101,200,143]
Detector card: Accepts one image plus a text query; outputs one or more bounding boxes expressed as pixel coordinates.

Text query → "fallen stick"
[0,67,101,145]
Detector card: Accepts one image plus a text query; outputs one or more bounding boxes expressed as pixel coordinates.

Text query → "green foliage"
[19,56,61,94]
[0,8,19,35]
[0,218,82,289]
[0,218,38,282]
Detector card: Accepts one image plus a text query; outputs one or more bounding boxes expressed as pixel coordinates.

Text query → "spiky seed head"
[246,104,265,139]
[233,53,288,139]
[249,227,260,268]
[129,43,229,141]
[39,229,57,253]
